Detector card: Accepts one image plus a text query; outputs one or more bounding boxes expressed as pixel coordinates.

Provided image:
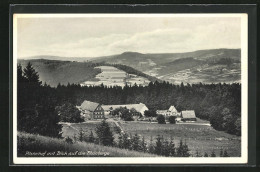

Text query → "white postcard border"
[12,13,248,164]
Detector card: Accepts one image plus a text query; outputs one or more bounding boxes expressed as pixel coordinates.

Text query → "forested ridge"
[17,63,241,137]
[18,60,160,87]
[56,81,241,135]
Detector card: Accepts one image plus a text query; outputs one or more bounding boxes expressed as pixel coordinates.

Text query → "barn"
[180,110,197,121]
[156,110,171,116]
[102,103,148,116]
[78,100,104,120]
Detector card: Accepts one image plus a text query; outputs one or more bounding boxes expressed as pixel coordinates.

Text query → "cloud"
[17,17,241,58]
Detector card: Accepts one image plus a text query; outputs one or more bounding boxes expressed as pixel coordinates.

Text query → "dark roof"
[181,110,196,118]
[80,100,100,111]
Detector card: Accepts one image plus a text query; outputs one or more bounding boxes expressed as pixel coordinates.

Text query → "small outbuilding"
[180,110,196,121]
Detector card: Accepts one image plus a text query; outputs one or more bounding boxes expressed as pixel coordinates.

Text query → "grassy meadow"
[61,120,241,157]
[119,121,241,157]
[17,132,156,157]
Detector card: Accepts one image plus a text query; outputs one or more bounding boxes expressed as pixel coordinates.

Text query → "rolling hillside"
[19,49,241,85]
[18,59,101,87]
[18,132,156,157]
[18,59,158,87]
[90,49,241,84]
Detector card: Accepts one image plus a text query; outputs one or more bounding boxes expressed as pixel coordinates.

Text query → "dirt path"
[176,123,211,126]
[107,119,125,134]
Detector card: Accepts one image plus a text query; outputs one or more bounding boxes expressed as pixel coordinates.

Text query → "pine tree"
[161,139,170,157]
[65,137,73,144]
[117,134,124,148]
[73,133,77,142]
[122,133,131,149]
[169,136,175,157]
[23,62,42,85]
[131,133,141,151]
[95,120,114,146]
[88,130,95,143]
[154,135,163,155]
[140,136,147,153]
[182,140,190,157]
[148,136,155,154]
[176,139,184,157]
[195,149,201,157]
[211,150,216,157]
[34,101,62,138]
[219,148,223,157]
[204,152,209,157]
[17,64,26,83]
[78,128,84,142]
[223,150,229,157]
[56,103,84,123]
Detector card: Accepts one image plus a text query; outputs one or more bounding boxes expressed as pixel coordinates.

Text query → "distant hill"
[18,59,159,87]
[90,49,241,84]
[21,55,92,62]
[19,49,241,85]
[18,59,101,87]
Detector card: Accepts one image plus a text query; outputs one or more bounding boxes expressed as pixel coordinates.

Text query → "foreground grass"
[120,121,241,157]
[17,132,156,157]
[61,120,241,157]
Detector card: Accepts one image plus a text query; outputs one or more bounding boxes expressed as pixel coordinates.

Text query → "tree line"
[56,80,241,136]
[68,120,230,157]
[17,63,241,137]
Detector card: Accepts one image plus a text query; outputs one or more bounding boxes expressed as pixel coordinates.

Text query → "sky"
[16,15,241,58]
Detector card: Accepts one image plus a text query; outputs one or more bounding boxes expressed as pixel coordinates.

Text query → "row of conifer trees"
[67,120,229,157]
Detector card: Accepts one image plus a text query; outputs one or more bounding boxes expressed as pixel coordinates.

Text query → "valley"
[19,48,241,86]
[80,66,150,87]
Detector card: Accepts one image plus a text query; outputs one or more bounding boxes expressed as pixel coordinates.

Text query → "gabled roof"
[169,105,177,112]
[181,110,196,118]
[80,100,100,111]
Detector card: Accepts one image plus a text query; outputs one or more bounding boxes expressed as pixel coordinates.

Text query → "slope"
[17,132,156,157]
[18,59,101,87]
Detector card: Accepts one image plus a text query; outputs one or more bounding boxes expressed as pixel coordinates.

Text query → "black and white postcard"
[12,13,248,164]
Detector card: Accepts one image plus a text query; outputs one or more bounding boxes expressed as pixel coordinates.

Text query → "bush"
[95,120,114,146]
[55,103,84,123]
[168,116,176,124]
[17,132,156,157]
[65,137,73,144]
[144,110,157,117]
[157,115,166,124]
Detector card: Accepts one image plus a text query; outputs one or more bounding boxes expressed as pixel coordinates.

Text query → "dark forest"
[17,63,241,138]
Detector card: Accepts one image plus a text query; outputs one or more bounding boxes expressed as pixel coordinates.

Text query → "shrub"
[17,132,156,157]
[176,139,190,157]
[144,110,157,118]
[95,120,114,146]
[168,116,176,124]
[65,137,73,144]
[211,150,216,157]
[157,115,166,124]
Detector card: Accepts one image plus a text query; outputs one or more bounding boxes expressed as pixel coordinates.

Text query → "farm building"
[156,105,179,117]
[180,110,197,121]
[169,105,178,114]
[78,100,105,120]
[156,110,171,116]
[102,103,148,116]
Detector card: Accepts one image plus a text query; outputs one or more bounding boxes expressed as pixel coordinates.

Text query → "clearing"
[61,120,241,157]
